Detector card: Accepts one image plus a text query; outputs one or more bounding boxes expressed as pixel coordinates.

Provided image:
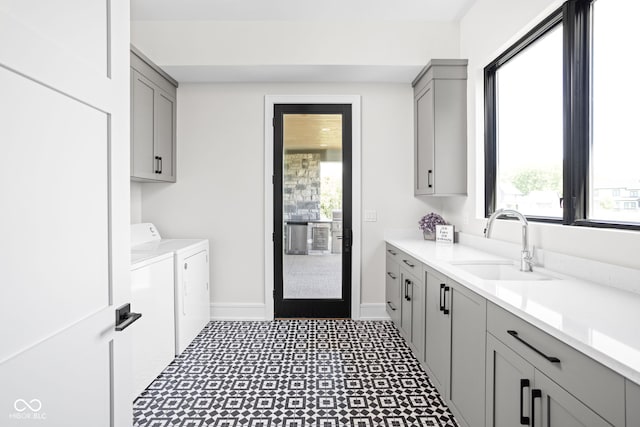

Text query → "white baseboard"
[358,303,391,321]
[209,302,390,321]
[210,303,267,321]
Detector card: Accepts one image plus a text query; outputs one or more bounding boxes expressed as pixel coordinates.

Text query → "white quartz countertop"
[385,236,640,385]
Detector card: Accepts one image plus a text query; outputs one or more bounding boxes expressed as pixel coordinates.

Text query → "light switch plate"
[364,210,377,222]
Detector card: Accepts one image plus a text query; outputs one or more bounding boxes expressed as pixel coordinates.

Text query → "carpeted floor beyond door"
[133,320,459,427]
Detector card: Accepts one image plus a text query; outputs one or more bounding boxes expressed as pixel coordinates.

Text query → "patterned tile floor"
[133,320,459,427]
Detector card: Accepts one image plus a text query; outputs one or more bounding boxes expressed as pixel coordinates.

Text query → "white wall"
[443,0,640,270]
[136,83,442,312]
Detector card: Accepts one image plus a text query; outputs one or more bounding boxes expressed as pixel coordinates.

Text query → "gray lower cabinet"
[487,302,624,427]
[412,59,468,196]
[385,251,401,325]
[131,47,178,183]
[628,380,640,427]
[424,266,451,393]
[401,269,425,362]
[424,265,486,427]
[487,333,611,426]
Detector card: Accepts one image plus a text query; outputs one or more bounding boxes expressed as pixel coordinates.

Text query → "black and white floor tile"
[133,320,459,427]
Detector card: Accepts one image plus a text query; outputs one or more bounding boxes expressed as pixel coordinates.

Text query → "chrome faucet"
[484,209,533,272]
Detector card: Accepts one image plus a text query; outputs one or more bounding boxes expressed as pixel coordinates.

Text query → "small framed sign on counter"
[436,225,455,244]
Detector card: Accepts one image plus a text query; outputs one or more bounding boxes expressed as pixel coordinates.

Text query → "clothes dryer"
[131,223,210,355]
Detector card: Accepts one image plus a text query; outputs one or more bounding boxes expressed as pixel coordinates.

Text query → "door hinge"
[272,175,274,184]
[272,232,275,242]
[273,289,276,298]
[272,117,276,127]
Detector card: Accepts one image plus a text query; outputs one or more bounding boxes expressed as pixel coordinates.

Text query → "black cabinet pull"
[154,156,161,173]
[519,379,530,425]
[404,279,412,301]
[387,249,397,256]
[158,156,163,173]
[387,272,397,280]
[439,283,445,312]
[386,301,397,311]
[402,259,415,268]
[443,285,450,315]
[507,330,561,363]
[428,169,433,188]
[531,388,541,427]
[115,303,142,332]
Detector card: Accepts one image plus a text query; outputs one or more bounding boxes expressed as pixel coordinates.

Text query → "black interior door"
[273,104,352,318]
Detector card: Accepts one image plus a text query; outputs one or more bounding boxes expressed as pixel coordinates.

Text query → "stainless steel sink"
[450,260,555,281]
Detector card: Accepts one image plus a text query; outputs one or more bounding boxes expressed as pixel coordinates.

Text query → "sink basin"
[451,260,554,281]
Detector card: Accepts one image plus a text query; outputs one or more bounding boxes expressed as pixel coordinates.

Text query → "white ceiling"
[131,0,475,22]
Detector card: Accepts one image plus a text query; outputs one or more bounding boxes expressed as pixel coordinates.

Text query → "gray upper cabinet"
[412,59,468,196]
[131,47,178,183]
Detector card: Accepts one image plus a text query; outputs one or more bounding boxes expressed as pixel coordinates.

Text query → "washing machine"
[130,251,175,398]
[131,223,211,355]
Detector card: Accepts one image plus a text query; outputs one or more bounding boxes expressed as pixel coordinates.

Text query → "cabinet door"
[486,333,535,427]
[627,380,640,427]
[415,81,435,195]
[410,277,425,363]
[385,258,401,325]
[131,69,156,179]
[449,283,486,427]
[400,272,412,341]
[154,89,176,182]
[535,371,611,427]
[424,267,451,394]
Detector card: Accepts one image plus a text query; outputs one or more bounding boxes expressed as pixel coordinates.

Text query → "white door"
[0,1,132,426]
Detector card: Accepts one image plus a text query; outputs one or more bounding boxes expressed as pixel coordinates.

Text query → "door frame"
[264,95,361,320]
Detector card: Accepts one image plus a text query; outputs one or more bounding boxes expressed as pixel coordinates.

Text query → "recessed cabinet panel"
[449,284,486,427]
[415,83,435,194]
[385,256,401,325]
[627,380,640,427]
[424,266,451,394]
[486,333,536,427]
[155,91,176,181]
[535,370,611,427]
[131,71,156,178]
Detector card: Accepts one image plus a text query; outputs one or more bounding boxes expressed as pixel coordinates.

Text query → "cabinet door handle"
[443,285,450,315]
[519,379,530,425]
[531,388,541,427]
[387,249,397,256]
[386,301,397,311]
[158,156,163,173]
[387,272,397,280]
[402,259,415,268]
[439,283,445,312]
[507,330,561,363]
[428,169,433,188]
[154,156,161,173]
[404,279,412,301]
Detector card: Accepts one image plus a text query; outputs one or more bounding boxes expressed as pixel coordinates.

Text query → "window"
[591,0,640,224]
[485,0,640,230]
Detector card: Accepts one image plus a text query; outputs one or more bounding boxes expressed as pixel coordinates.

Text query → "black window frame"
[484,0,640,231]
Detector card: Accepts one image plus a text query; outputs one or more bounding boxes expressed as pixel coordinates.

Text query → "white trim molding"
[210,303,267,321]
[264,95,362,320]
[359,304,391,321]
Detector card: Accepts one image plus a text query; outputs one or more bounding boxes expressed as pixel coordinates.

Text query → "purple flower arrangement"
[418,212,447,233]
